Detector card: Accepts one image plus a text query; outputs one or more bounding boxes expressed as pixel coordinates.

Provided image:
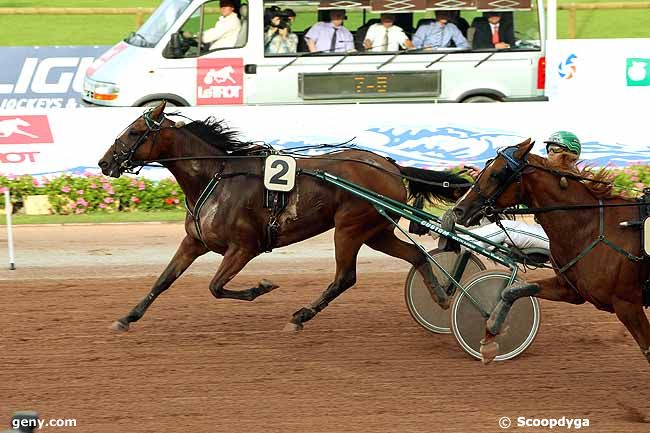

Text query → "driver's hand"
[462,165,481,180]
[182,31,193,39]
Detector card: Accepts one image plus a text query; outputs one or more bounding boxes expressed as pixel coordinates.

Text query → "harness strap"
[186,172,256,245]
[555,200,645,276]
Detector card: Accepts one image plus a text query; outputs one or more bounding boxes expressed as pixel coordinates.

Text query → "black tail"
[398,165,472,205]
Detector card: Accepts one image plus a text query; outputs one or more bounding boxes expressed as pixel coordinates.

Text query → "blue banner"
[0,46,110,110]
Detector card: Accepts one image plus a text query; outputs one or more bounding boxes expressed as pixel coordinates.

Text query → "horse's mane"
[528,154,623,200]
[182,117,267,155]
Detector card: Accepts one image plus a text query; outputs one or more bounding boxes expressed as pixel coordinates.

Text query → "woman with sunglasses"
[455,131,582,251]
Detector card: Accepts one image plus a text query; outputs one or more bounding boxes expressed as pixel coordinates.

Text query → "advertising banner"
[0,102,647,179]
[0,46,110,110]
[546,39,650,100]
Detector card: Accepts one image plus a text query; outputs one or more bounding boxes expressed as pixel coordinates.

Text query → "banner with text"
[0,102,647,179]
[0,46,110,110]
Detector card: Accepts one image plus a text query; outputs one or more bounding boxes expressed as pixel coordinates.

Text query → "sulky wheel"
[450,270,541,361]
[404,249,486,334]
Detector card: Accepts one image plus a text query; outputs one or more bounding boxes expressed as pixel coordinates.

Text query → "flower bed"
[0,173,184,214]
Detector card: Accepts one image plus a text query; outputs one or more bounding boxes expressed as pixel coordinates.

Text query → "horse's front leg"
[480,276,585,363]
[112,235,208,332]
[612,295,650,365]
[208,246,279,301]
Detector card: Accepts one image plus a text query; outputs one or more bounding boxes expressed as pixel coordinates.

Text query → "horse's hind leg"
[365,230,449,309]
[208,246,279,301]
[112,235,208,332]
[285,225,365,331]
[612,295,650,365]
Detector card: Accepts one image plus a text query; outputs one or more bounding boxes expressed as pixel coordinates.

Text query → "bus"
[82,0,547,107]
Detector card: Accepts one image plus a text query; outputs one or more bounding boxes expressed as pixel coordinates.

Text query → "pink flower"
[138,182,146,191]
[75,208,85,214]
[89,183,98,189]
[7,174,15,180]
[76,198,88,206]
[61,186,71,193]
[171,190,177,196]
[107,189,114,195]
[130,196,140,203]
[32,178,40,187]
[0,187,7,194]
[103,197,114,204]
[630,176,639,182]
[70,202,77,208]
[102,183,112,191]
[635,182,645,189]
[173,198,179,204]
[130,179,138,186]
[76,189,84,195]
[99,203,107,209]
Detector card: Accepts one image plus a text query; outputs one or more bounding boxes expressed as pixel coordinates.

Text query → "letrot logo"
[558,53,577,80]
[0,115,54,145]
[197,58,243,105]
[626,58,650,86]
[204,66,236,85]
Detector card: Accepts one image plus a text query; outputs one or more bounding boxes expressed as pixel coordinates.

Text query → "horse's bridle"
[470,146,528,218]
[113,108,165,174]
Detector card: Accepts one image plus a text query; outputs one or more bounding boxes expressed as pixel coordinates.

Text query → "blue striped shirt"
[413,22,469,50]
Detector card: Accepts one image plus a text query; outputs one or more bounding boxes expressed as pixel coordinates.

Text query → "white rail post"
[4,189,15,270]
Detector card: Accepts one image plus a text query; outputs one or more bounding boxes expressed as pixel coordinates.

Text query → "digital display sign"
[299,71,442,100]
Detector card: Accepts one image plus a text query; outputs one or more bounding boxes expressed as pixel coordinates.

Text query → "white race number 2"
[263,155,297,192]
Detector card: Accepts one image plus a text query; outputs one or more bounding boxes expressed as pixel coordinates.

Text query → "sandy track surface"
[0,223,648,433]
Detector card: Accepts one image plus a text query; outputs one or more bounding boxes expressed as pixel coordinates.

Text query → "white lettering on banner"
[197,86,241,99]
[0,98,76,110]
[31,57,79,94]
[0,152,39,164]
[0,57,95,95]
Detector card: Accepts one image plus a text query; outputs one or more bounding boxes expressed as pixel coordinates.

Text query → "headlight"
[84,77,120,101]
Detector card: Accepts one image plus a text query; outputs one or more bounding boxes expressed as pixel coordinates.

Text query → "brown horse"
[98,102,470,332]
[453,139,650,365]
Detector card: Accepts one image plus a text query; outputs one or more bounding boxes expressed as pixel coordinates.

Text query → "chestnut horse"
[453,139,650,365]
[99,102,470,332]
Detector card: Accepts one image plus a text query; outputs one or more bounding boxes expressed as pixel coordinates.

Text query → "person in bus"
[458,131,584,251]
[202,0,241,50]
[412,10,469,50]
[363,13,414,52]
[471,11,514,49]
[305,9,354,53]
[265,18,298,54]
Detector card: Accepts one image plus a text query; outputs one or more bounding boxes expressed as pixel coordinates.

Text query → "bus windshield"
[125,0,192,47]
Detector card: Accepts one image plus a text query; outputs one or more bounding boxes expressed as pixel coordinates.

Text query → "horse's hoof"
[480,339,499,364]
[283,322,303,333]
[259,279,280,292]
[111,319,130,332]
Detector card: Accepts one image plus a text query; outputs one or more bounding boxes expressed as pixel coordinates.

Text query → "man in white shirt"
[363,13,414,52]
[202,0,242,50]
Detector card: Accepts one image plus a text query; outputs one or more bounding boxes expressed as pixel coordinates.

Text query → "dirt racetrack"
[1,223,649,433]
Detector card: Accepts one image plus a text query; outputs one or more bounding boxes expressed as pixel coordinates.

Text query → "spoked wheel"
[404,249,486,334]
[450,270,541,361]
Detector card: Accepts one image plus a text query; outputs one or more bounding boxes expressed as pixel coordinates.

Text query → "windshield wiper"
[126,32,151,47]
[279,45,357,72]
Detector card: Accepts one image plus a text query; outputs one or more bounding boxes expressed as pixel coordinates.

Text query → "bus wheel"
[462,95,501,103]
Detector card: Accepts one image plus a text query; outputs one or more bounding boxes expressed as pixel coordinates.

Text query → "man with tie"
[305,10,355,53]
[471,11,515,49]
[412,10,469,50]
[362,13,414,52]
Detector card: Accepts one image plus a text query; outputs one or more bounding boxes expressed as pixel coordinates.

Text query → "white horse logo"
[0,118,38,139]
[204,66,236,85]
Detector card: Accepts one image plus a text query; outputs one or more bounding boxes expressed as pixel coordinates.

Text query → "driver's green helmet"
[544,130,581,156]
